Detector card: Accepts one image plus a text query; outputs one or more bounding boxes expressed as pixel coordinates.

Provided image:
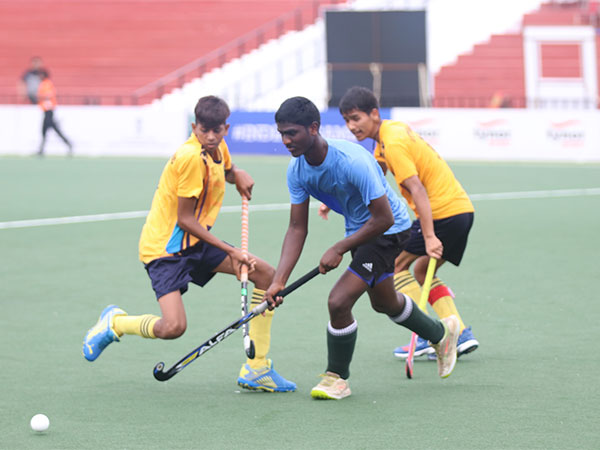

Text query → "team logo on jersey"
[362,262,373,272]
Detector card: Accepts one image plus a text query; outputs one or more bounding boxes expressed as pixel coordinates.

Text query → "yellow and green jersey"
[139,133,232,264]
[374,120,473,220]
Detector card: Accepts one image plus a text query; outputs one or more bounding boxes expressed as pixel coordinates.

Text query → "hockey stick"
[406,257,437,379]
[240,196,255,358]
[153,266,321,381]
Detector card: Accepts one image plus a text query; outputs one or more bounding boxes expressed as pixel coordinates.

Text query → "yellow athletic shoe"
[430,315,460,378]
[310,372,351,400]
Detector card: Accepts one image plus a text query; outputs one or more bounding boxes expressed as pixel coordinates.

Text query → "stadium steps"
[433,1,600,108]
[0,0,346,105]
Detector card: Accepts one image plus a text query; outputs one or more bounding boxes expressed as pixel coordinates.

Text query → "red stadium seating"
[433,1,600,108]
[0,0,346,105]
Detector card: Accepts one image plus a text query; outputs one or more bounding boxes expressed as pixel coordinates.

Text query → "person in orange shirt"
[37,72,72,156]
[333,86,479,361]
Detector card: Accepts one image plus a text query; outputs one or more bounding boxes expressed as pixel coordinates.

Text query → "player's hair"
[275,96,320,127]
[339,86,379,115]
[194,96,230,128]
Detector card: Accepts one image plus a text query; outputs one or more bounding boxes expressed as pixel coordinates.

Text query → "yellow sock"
[394,271,426,312]
[429,278,465,332]
[113,314,160,339]
[247,288,273,369]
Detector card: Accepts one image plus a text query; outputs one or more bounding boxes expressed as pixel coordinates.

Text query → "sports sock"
[393,270,425,311]
[113,314,160,339]
[326,320,357,380]
[429,278,465,332]
[389,294,445,344]
[247,288,274,369]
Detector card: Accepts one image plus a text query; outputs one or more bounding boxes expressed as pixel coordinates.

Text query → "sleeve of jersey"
[386,140,418,186]
[286,161,308,204]
[349,158,386,206]
[221,141,232,171]
[176,153,205,198]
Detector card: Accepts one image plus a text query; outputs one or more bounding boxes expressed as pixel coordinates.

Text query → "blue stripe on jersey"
[166,224,184,254]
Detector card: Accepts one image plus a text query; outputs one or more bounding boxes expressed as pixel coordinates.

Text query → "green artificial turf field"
[1,156,599,449]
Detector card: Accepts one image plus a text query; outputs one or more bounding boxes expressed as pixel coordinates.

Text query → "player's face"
[277,122,316,157]
[192,122,229,153]
[342,108,379,141]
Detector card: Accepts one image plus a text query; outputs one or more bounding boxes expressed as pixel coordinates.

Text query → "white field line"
[469,187,600,201]
[1,188,599,230]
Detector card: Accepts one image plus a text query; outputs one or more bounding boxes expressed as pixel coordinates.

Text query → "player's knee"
[370,299,395,315]
[394,259,410,272]
[159,319,187,339]
[394,252,415,272]
[263,264,276,284]
[250,261,275,289]
[370,292,404,316]
[370,301,387,314]
[327,293,350,319]
[413,268,426,284]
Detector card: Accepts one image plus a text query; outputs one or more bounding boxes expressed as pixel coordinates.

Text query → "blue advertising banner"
[225,109,391,155]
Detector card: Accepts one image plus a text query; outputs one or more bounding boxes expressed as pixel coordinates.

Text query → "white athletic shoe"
[431,315,460,378]
[310,372,351,400]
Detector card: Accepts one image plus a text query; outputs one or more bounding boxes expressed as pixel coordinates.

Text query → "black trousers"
[40,110,71,153]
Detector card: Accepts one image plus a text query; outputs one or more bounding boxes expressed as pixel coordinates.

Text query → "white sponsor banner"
[0,104,188,157]
[1,105,598,162]
[392,108,600,162]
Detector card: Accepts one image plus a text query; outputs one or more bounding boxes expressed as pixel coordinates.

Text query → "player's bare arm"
[401,175,443,259]
[319,194,394,273]
[225,163,254,200]
[177,196,254,278]
[265,200,309,308]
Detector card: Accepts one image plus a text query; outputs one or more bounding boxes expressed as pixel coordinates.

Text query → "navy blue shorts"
[348,230,410,288]
[144,242,229,300]
[404,212,474,266]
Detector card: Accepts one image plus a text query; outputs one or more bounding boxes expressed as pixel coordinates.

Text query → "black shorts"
[144,241,229,299]
[348,230,411,288]
[404,212,474,266]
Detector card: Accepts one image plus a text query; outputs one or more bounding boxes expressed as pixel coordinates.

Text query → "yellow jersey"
[374,120,473,220]
[139,133,232,264]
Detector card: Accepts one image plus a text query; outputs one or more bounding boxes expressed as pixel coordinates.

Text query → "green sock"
[390,295,444,343]
[326,321,358,379]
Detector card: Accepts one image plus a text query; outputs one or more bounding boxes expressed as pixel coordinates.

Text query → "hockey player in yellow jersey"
[334,86,479,360]
[83,96,295,392]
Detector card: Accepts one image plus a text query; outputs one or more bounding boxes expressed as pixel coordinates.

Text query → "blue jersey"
[287,138,411,237]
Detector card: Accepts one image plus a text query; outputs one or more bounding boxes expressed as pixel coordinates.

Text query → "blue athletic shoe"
[457,326,479,357]
[393,335,434,359]
[237,359,296,392]
[82,305,126,361]
[427,326,479,360]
